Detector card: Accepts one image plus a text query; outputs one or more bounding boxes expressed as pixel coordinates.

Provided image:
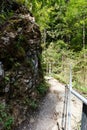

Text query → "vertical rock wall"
[0,3,43,127]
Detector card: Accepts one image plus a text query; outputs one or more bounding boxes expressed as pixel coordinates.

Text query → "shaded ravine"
[16,77,82,130]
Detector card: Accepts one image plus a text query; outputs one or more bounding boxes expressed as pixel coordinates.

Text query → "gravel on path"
[16,77,82,130]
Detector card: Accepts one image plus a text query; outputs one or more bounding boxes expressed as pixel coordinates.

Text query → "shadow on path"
[15,77,82,130]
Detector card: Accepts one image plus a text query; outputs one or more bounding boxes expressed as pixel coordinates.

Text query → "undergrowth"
[36,81,49,96]
[0,104,14,130]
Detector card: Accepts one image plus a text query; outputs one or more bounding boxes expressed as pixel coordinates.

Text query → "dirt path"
[17,77,82,130]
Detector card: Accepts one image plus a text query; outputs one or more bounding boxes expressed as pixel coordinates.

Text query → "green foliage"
[40,0,87,97]
[36,82,49,95]
[16,0,53,30]
[65,0,87,51]
[53,74,66,84]
[0,1,16,25]
[73,81,87,97]
[0,104,14,130]
[29,100,38,109]
[24,98,38,109]
[46,3,67,43]
[42,40,69,74]
[4,76,10,83]
[0,0,87,97]
[43,39,87,96]
[15,0,25,4]
[14,62,21,68]
[72,49,87,92]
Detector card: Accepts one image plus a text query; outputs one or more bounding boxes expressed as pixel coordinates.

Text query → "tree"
[65,0,87,51]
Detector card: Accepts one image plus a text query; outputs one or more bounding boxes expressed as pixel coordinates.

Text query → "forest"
[0,0,87,130]
[24,0,87,95]
[0,0,87,94]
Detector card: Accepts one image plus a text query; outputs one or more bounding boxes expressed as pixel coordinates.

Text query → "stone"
[0,1,43,128]
[30,118,35,123]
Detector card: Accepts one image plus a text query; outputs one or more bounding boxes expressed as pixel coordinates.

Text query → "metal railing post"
[68,65,72,130]
[65,65,87,130]
[81,103,87,130]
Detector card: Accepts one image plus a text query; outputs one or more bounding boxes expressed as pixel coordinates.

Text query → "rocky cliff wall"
[0,2,43,128]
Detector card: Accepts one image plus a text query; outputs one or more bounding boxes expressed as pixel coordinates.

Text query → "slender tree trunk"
[44,29,46,44]
[83,21,86,87]
[83,22,85,50]
[83,22,86,84]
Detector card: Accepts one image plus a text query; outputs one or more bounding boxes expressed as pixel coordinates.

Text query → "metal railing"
[66,65,87,130]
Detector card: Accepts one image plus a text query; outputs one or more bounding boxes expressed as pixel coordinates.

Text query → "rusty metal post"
[81,103,87,130]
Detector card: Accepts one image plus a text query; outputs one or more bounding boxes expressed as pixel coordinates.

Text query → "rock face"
[0,2,43,128]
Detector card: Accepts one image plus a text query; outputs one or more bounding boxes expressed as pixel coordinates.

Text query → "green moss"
[36,82,49,95]
[0,104,14,130]
[16,47,26,58]
[24,98,38,109]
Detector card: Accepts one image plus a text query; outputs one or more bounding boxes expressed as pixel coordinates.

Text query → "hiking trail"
[17,77,82,130]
